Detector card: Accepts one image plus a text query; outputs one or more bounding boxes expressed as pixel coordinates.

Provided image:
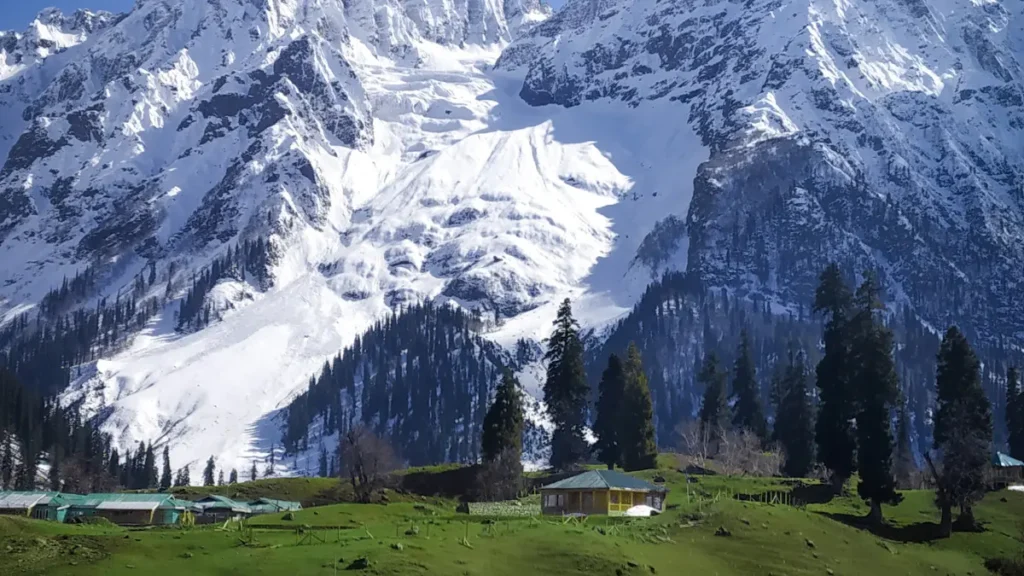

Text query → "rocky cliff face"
[501,0,1024,342]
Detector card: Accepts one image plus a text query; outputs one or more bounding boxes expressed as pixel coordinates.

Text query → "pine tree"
[813,263,857,493]
[1007,367,1024,460]
[481,370,525,463]
[144,443,157,489]
[250,461,258,482]
[619,343,658,472]
[217,470,225,486]
[1,437,12,490]
[593,354,626,469]
[698,352,728,450]
[731,329,766,440]
[478,369,525,500]
[932,326,992,535]
[107,449,119,484]
[318,446,328,478]
[542,299,589,470]
[894,386,916,489]
[203,456,216,486]
[229,469,238,484]
[49,447,62,491]
[774,350,815,478]
[174,466,190,487]
[849,273,902,525]
[160,446,172,491]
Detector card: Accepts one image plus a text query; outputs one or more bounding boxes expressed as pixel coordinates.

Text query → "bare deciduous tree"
[676,420,712,471]
[338,425,399,503]
[719,429,783,477]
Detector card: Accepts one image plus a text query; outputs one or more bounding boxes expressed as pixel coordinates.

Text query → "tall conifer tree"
[932,326,992,534]
[813,263,857,493]
[1,437,12,490]
[481,370,525,463]
[731,330,767,440]
[1007,367,1024,460]
[593,354,626,469]
[160,446,172,491]
[543,299,589,470]
[849,273,902,525]
[619,343,658,471]
[894,386,916,489]
[203,456,216,486]
[319,446,329,478]
[775,350,815,478]
[698,352,728,449]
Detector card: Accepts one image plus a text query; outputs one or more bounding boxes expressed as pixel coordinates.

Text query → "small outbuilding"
[989,452,1024,489]
[247,497,302,516]
[192,495,251,523]
[68,494,189,526]
[540,469,667,516]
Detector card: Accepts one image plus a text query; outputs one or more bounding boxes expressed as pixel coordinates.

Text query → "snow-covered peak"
[0,0,559,477]
[0,8,119,80]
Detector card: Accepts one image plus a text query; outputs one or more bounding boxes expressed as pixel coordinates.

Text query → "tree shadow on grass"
[817,512,949,543]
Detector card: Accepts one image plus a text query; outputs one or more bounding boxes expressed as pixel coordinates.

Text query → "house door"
[582,492,593,512]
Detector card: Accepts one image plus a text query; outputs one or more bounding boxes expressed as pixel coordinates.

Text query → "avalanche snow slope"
[63,42,705,476]
[501,0,1024,341]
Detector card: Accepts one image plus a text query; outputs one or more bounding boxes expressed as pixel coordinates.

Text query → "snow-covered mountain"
[0,0,1021,478]
[500,0,1024,340]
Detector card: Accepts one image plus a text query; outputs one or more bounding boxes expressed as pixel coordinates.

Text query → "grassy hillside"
[167,477,348,506]
[3,461,1022,576]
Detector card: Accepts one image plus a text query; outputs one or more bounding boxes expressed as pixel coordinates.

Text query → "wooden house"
[247,497,302,516]
[989,452,1024,489]
[192,495,252,523]
[68,493,189,526]
[540,469,667,516]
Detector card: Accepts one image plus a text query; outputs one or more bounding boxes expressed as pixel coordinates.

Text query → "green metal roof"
[73,493,187,509]
[993,452,1024,467]
[541,469,665,492]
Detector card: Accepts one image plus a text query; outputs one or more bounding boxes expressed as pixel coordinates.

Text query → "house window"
[610,492,619,504]
[556,494,565,507]
[582,492,593,509]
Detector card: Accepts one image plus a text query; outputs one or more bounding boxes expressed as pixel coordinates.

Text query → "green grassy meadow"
[3,461,1022,576]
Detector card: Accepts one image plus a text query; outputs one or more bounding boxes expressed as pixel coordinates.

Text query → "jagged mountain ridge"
[500,0,1024,344]
[0,0,583,476]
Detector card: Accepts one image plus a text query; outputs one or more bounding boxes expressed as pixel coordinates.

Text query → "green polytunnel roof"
[249,497,302,510]
[194,495,251,513]
[540,469,666,492]
[72,493,189,510]
[0,491,62,509]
